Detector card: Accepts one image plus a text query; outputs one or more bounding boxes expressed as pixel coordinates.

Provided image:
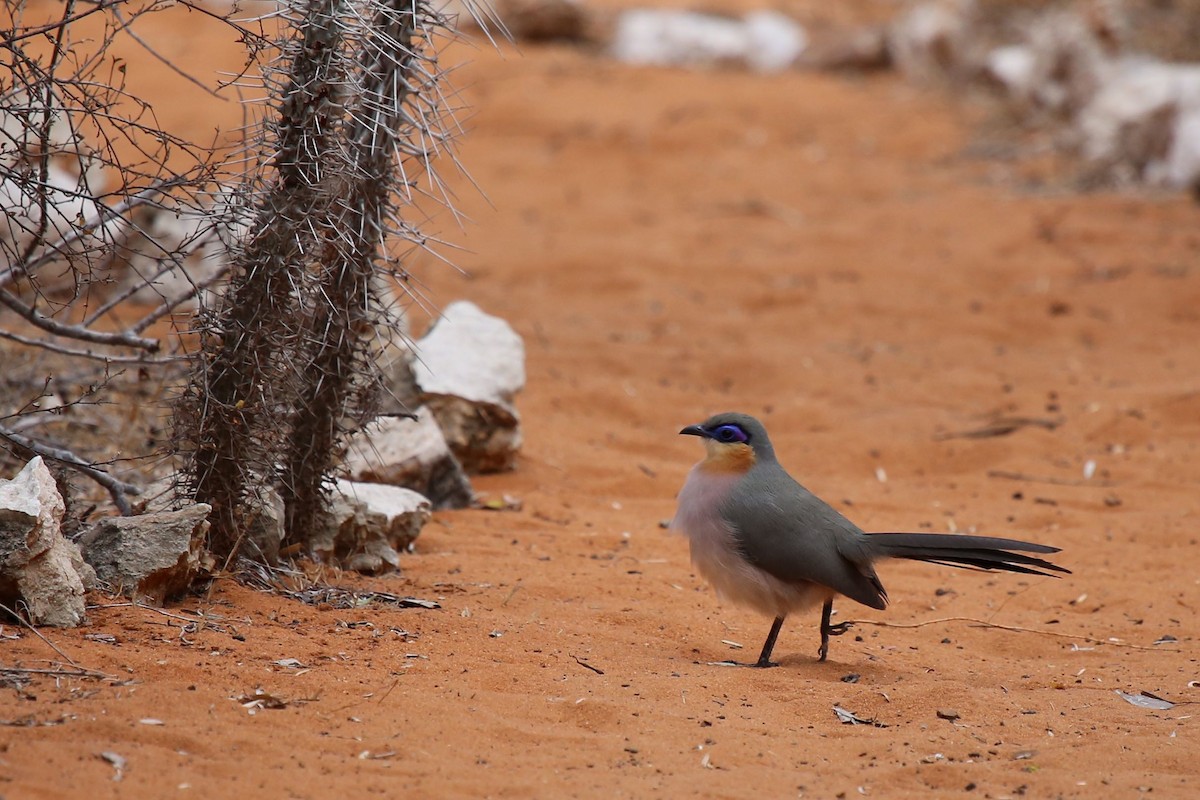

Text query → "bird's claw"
[826,621,854,637]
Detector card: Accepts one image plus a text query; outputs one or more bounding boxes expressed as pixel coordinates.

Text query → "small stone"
[335,480,431,553]
[344,407,474,509]
[413,301,525,474]
[80,504,211,605]
[0,457,92,627]
[937,709,961,721]
[311,481,432,574]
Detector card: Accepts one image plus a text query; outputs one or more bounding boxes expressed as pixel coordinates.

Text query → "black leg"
[754,615,785,668]
[818,598,854,662]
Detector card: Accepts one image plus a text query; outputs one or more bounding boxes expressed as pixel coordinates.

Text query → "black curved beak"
[679,424,709,438]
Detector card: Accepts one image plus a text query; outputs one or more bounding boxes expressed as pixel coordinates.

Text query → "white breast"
[671,465,829,618]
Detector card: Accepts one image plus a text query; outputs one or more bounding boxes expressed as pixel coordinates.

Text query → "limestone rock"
[421,394,522,474]
[0,457,92,627]
[310,481,432,574]
[1077,59,1200,188]
[344,407,474,509]
[377,328,422,414]
[80,504,211,605]
[610,9,807,73]
[414,300,526,474]
[887,0,975,83]
[336,480,431,552]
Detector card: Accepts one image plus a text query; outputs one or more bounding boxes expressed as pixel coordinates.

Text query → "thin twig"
[848,616,1174,652]
[0,328,184,364]
[0,424,140,513]
[0,601,88,670]
[987,469,1116,488]
[112,3,229,98]
[0,288,160,352]
[87,602,208,625]
[572,655,604,675]
[0,179,192,289]
[935,417,1064,441]
[0,665,114,681]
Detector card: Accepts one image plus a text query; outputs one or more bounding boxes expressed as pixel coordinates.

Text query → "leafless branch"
[0,423,141,514]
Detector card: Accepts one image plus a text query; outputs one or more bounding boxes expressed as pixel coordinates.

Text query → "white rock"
[612,10,745,69]
[310,481,431,574]
[414,300,525,406]
[888,0,974,82]
[984,45,1037,104]
[1160,105,1200,190]
[743,11,808,73]
[0,90,83,170]
[1023,9,1110,115]
[610,9,806,73]
[335,480,431,552]
[414,301,525,473]
[242,484,286,564]
[344,407,474,508]
[79,504,211,605]
[1,160,121,268]
[1077,59,1200,185]
[0,457,92,627]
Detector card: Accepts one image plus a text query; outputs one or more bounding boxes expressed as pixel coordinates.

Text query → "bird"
[670,412,1069,666]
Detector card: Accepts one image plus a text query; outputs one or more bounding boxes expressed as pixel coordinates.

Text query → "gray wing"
[720,463,889,610]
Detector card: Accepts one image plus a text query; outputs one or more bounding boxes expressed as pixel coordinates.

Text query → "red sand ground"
[3,4,1200,798]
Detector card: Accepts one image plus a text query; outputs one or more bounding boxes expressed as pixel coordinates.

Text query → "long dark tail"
[867,533,1070,577]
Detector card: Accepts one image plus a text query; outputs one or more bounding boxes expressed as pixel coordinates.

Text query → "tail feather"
[867,532,1070,578]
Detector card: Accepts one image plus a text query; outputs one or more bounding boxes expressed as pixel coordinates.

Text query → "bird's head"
[679,412,775,473]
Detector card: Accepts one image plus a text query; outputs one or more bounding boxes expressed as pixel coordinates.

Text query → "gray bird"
[671,412,1069,666]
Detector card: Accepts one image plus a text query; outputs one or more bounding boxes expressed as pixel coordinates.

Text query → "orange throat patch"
[698,441,757,474]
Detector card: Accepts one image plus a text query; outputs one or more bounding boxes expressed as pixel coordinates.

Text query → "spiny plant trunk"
[183,0,354,557]
[280,0,428,545]
[181,0,472,561]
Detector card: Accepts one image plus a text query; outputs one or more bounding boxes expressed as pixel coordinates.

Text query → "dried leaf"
[235,688,289,710]
[358,750,397,760]
[85,633,119,645]
[100,751,126,781]
[1115,690,1174,710]
[833,705,888,727]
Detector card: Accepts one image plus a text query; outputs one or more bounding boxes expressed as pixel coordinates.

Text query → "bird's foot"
[818,622,852,661]
[826,621,854,637]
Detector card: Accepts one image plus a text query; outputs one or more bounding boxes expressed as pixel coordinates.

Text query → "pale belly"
[671,466,830,619]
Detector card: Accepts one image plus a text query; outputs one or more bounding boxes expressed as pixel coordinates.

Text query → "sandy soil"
[4,4,1200,798]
